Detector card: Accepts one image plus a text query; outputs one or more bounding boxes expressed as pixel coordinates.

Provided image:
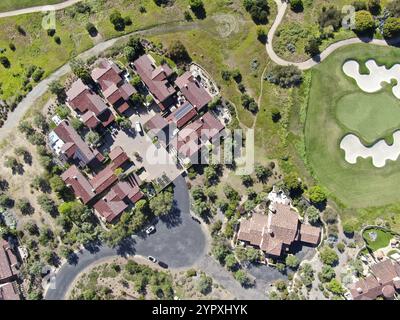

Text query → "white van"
[135,121,143,134]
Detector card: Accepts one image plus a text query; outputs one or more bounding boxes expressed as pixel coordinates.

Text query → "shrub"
[265,65,303,88]
[383,17,400,38]
[243,0,270,24]
[308,186,327,205]
[368,0,380,15]
[167,40,191,64]
[386,0,400,17]
[305,37,321,57]
[306,206,320,225]
[271,108,281,122]
[290,0,303,12]
[109,10,125,31]
[0,56,10,68]
[318,6,342,31]
[197,274,213,295]
[85,22,98,36]
[354,10,375,33]
[285,254,300,270]
[319,246,339,266]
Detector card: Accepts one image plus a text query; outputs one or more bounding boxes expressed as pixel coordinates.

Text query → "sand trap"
[340,131,400,168]
[342,59,400,99]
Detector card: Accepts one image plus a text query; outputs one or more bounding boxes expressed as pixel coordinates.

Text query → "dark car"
[158,261,168,269]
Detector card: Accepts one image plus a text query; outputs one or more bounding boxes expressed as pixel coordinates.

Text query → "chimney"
[185,84,188,89]
[103,197,107,202]
[377,277,382,284]
[91,188,96,193]
[357,287,363,294]
[73,176,78,180]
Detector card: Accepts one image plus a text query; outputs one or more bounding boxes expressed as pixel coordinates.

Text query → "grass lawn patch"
[362,228,393,251]
[0,0,66,12]
[305,43,400,211]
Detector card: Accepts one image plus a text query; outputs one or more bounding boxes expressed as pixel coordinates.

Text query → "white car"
[148,256,157,263]
[146,225,155,235]
[135,121,143,134]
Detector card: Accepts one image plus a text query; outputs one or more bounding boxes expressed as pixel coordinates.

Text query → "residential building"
[0,282,20,300]
[0,240,19,284]
[144,113,175,147]
[175,71,212,111]
[166,101,198,129]
[49,120,100,167]
[133,54,176,110]
[66,79,115,129]
[237,201,321,258]
[91,59,137,114]
[61,165,96,204]
[349,259,400,300]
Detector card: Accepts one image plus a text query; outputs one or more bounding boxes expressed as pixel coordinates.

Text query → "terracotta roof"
[109,146,130,170]
[349,259,400,300]
[103,82,136,106]
[91,59,123,91]
[237,202,321,257]
[53,120,96,165]
[112,181,144,204]
[133,54,175,109]
[298,223,321,245]
[61,165,96,204]
[67,79,108,116]
[90,166,118,194]
[93,189,128,223]
[0,241,18,282]
[175,71,212,111]
[0,282,20,300]
[81,111,100,129]
[167,102,198,128]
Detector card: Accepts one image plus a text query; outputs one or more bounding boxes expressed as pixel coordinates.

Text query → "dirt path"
[266,0,400,70]
[0,0,83,17]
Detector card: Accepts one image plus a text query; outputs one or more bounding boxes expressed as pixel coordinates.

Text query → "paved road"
[45,175,207,300]
[266,0,400,70]
[0,0,83,18]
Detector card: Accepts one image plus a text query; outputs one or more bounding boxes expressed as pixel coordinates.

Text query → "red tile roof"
[90,166,118,194]
[61,165,96,204]
[66,79,108,116]
[54,120,96,165]
[167,102,198,128]
[109,146,130,170]
[0,282,20,300]
[91,59,123,91]
[133,54,175,110]
[81,111,100,129]
[112,181,144,204]
[0,240,18,283]
[93,189,128,223]
[175,71,212,111]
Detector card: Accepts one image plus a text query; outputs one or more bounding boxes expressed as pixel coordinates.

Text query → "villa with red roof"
[175,71,212,111]
[133,54,176,111]
[166,101,198,129]
[91,59,137,114]
[66,79,115,129]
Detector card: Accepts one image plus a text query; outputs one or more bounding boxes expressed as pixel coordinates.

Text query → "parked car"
[135,121,143,135]
[158,261,168,269]
[148,256,157,263]
[145,225,155,235]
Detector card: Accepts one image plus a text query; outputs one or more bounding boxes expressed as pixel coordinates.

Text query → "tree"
[256,27,267,42]
[33,113,48,132]
[383,17,400,38]
[55,104,70,119]
[197,274,213,295]
[149,189,174,216]
[305,37,321,57]
[167,40,191,64]
[70,58,91,83]
[0,194,12,207]
[16,198,33,215]
[211,241,230,264]
[204,165,218,185]
[285,254,300,270]
[255,164,271,182]
[354,10,375,34]
[85,22,98,36]
[318,6,342,30]
[50,176,66,194]
[4,156,20,172]
[224,254,239,271]
[85,131,101,147]
[0,56,10,68]
[283,173,303,195]
[319,246,339,266]
[49,80,66,101]
[109,10,125,31]
[241,175,253,187]
[299,263,314,287]
[306,206,320,225]
[309,186,327,205]
[234,269,252,287]
[368,0,380,15]
[271,108,281,122]
[326,279,345,295]
[319,264,336,282]
[290,0,303,12]
[342,222,355,235]
[37,195,57,215]
[265,65,303,88]
[189,0,206,18]
[243,0,270,24]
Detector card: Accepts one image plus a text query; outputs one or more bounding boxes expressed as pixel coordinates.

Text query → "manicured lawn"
[335,90,400,145]
[362,228,393,251]
[0,0,66,12]
[305,43,400,210]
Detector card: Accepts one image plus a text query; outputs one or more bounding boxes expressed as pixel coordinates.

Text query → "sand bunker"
[342,59,400,99]
[340,131,400,168]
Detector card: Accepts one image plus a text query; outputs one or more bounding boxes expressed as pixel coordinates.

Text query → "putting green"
[336,91,400,144]
[305,44,400,209]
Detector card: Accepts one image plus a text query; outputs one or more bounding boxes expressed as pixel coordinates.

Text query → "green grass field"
[305,44,400,210]
[363,228,393,251]
[335,90,400,145]
[0,0,66,12]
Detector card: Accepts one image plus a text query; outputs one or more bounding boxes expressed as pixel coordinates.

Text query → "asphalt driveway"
[45,175,206,300]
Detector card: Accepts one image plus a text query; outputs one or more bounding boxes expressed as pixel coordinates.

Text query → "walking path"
[0,0,83,18]
[266,0,400,70]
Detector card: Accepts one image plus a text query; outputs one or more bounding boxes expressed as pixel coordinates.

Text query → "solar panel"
[174,102,194,121]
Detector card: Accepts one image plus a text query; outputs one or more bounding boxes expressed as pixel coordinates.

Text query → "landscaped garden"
[362,227,394,251]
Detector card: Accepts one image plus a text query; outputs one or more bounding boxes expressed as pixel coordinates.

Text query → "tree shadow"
[116,237,137,256]
[159,201,183,228]
[192,6,207,20]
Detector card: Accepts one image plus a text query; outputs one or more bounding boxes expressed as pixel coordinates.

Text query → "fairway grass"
[305,44,400,209]
[336,91,400,144]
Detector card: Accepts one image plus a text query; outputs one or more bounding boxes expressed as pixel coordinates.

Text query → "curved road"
[45,175,207,300]
[267,0,400,70]
[0,0,83,18]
